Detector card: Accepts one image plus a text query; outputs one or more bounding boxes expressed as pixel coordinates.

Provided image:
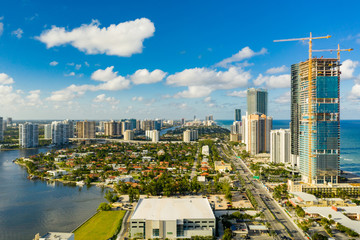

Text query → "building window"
[195,221,200,223]
[202,221,207,223]
[132,226,137,228]
[153,229,159,237]
[209,221,214,223]
[177,224,184,237]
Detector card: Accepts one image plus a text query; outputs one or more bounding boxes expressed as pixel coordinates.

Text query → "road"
[117,210,131,240]
[218,145,305,240]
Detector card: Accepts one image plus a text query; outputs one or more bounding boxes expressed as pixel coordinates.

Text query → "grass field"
[74,210,126,240]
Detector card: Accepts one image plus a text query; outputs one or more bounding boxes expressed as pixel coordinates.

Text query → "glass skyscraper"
[291,58,340,184]
[247,88,268,115]
[235,109,241,121]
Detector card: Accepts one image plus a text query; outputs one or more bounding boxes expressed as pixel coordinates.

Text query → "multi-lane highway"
[218,145,305,240]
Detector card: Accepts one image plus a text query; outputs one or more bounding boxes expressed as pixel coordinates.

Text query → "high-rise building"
[235,109,241,121]
[230,133,241,142]
[247,88,268,115]
[146,130,160,142]
[19,122,39,148]
[291,58,340,184]
[44,124,52,139]
[181,118,185,125]
[242,113,272,155]
[7,117,12,126]
[0,117,3,141]
[51,121,69,145]
[205,115,214,121]
[104,120,121,136]
[124,130,134,141]
[270,129,291,164]
[230,121,242,134]
[128,119,137,130]
[63,119,74,138]
[76,121,96,138]
[121,121,131,135]
[183,129,198,142]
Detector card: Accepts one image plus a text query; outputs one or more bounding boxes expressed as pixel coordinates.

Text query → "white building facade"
[51,121,69,145]
[270,129,291,164]
[130,198,215,239]
[19,122,39,148]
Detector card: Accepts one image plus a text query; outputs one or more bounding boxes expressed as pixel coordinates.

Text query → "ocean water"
[216,119,360,175]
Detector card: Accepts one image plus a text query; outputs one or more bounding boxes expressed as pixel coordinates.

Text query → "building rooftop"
[131,198,215,221]
[290,192,318,203]
[304,206,360,234]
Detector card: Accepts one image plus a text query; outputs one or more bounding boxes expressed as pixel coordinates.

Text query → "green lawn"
[74,210,125,240]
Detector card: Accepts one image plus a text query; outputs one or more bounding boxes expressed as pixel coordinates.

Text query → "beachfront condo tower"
[291,58,340,184]
[247,88,268,115]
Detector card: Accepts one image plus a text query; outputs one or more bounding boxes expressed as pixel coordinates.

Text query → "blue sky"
[1,0,360,120]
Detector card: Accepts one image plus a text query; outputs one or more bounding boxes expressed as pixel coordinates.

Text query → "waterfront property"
[130,198,216,239]
[38,232,74,240]
[291,58,340,185]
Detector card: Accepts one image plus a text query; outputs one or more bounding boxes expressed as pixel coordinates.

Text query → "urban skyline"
[1,1,360,120]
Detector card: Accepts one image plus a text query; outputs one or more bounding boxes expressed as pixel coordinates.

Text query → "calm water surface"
[0,147,105,240]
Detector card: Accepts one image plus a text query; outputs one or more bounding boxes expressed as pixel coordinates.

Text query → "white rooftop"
[290,192,318,202]
[304,206,360,234]
[131,198,215,221]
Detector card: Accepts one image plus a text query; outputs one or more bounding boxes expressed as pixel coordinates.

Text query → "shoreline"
[14,159,114,190]
[341,170,360,183]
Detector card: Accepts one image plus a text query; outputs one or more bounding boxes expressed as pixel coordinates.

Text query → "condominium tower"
[247,88,268,115]
[51,121,69,145]
[19,122,39,148]
[242,113,272,155]
[76,121,96,138]
[291,58,340,184]
[183,129,198,142]
[270,129,291,164]
[104,120,121,136]
[235,109,241,121]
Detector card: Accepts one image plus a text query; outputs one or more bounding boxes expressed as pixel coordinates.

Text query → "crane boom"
[312,44,353,61]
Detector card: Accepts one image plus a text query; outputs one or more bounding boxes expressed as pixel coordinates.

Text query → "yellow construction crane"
[274,32,331,184]
[313,44,353,61]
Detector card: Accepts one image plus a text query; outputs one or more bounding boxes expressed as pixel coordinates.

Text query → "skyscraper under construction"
[291,58,340,184]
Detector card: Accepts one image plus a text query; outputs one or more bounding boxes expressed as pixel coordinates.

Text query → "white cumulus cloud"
[274,91,291,103]
[93,94,119,104]
[216,47,267,67]
[254,73,290,88]
[167,67,250,98]
[26,90,42,106]
[36,18,155,57]
[227,90,247,97]
[341,59,359,80]
[11,28,23,39]
[0,73,14,84]
[349,84,360,100]
[48,66,130,101]
[49,61,58,66]
[132,96,144,102]
[266,65,287,74]
[131,69,167,85]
